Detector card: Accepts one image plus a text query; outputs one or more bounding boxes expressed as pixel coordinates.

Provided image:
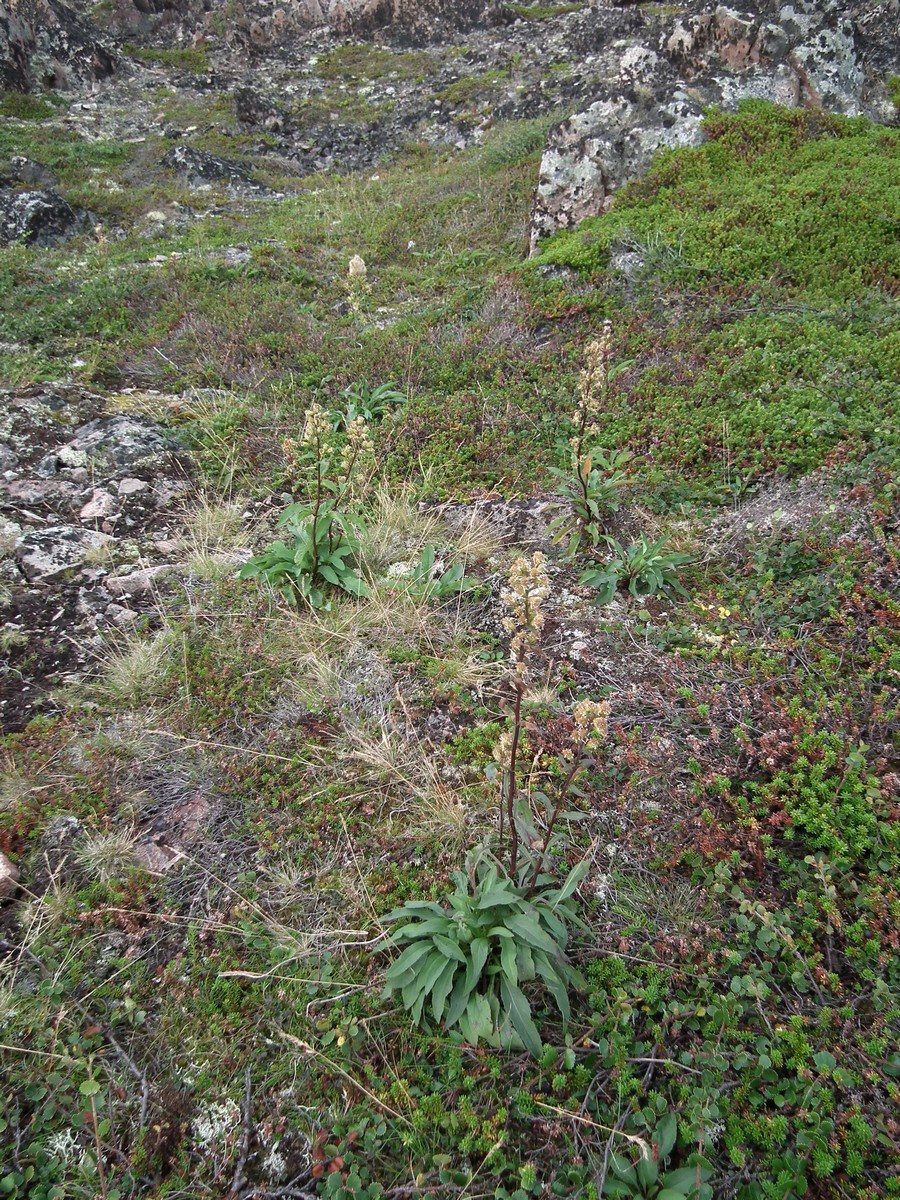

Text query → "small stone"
[106,604,138,625]
[34,453,59,478]
[118,478,148,498]
[104,564,172,597]
[79,489,118,520]
[0,851,20,899]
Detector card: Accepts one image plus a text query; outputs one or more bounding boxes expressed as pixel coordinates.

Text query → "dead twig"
[227,1067,253,1200]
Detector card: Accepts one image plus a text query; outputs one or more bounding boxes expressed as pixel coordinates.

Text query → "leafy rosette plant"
[549,447,633,557]
[240,501,369,609]
[581,533,692,605]
[380,854,587,1056]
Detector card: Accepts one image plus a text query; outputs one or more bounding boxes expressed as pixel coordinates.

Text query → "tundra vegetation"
[0,94,898,1200]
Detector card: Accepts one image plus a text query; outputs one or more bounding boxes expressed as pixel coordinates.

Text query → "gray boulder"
[160,145,270,194]
[15,524,114,580]
[0,188,92,246]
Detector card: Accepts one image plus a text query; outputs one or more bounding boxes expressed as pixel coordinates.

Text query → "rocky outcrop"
[529,1,900,252]
[0,187,92,246]
[0,156,59,188]
[82,0,502,49]
[0,0,118,92]
[160,145,271,194]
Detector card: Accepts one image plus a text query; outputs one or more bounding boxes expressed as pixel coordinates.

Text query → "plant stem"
[89,1093,108,1200]
[309,429,322,583]
[507,680,523,876]
[525,754,584,897]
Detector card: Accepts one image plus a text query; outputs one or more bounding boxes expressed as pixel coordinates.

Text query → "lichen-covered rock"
[0,850,20,899]
[160,145,270,193]
[0,188,92,247]
[0,0,118,92]
[529,0,900,252]
[530,93,705,253]
[14,524,114,580]
[64,415,179,471]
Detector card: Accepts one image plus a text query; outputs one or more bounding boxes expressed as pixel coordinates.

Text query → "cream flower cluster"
[570,320,614,457]
[301,399,332,449]
[571,698,611,750]
[502,552,550,678]
[339,414,374,481]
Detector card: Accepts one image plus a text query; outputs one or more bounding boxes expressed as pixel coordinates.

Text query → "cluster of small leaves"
[581,534,693,604]
[388,544,474,602]
[603,1114,712,1200]
[381,854,586,1056]
[333,381,406,431]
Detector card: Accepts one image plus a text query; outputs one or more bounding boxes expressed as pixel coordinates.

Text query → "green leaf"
[601,1181,635,1197]
[500,935,518,986]
[431,958,458,1022]
[385,900,446,917]
[533,955,570,1026]
[79,1079,101,1097]
[516,943,536,982]
[609,1153,638,1184]
[418,950,458,999]
[499,976,542,1057]
[318,562,341,586]
[401,976,426,1012]
[432,933,466,964]
[476,885,518,908]
[465,938,490,992]
[662,1166,712,1189]
[445,971,475,1028]
[504,913,559,954]
[459,992,494,1045]
[657,1191,689,1200]
[655,1111,678,1161]
[384,940,435,982]
[636,1152,658,1188]
[391,918,452,938]
[553,859,589,905]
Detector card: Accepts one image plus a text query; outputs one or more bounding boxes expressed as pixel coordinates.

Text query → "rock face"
[77,0,501,48]
[0,0,118,92]
[0,187,92,246]
[529,0,900,252]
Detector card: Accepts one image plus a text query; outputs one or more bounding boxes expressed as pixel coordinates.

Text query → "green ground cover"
[0,101,898,1200]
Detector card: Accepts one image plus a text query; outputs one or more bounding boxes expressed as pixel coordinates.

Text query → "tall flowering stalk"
[297,400,333,585]
[569,320,614,466]
[499,553,550,874]
[551,323,632,556]
[524,698,609,896]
